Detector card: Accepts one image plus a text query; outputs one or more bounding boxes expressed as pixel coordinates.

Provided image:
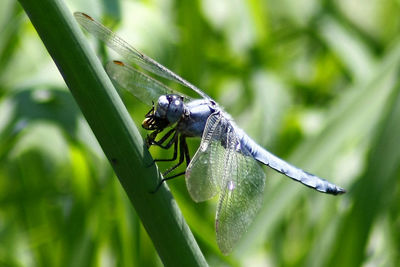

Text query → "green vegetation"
[1,0,400,266]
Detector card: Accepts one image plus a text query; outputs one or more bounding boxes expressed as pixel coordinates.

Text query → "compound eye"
[158,95,169,106]
[155,95,169,117]
[166,96,184,123]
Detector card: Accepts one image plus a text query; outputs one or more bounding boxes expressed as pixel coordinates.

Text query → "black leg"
[156,130,178,150]
[154,134,179,163]
[151,172,186,193]
[149,128,176,148]
[151,136,191,193]
[145,130,179,167]
[182,136,191,167]
[161,136,186,177]
[145,130,160,147]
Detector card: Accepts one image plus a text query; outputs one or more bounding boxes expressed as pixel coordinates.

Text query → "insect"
[74,12,345,254]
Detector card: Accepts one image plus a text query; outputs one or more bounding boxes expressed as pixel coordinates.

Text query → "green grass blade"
[17,0,207,266]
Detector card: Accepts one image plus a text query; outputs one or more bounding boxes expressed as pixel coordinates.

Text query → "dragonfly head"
[155,94,186,123]
[142,94,186,130]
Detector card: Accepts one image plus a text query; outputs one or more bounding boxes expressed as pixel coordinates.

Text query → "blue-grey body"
[177,99,215,137]
[75,12,346,255]
[168,97,342,195]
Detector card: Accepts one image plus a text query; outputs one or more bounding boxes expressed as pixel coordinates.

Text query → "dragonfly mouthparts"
[142,117,155,130]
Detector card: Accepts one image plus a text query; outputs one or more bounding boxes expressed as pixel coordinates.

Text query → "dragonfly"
[74,12,346,255]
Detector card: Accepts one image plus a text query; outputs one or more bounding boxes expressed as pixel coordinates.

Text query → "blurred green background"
[1,0,400,266]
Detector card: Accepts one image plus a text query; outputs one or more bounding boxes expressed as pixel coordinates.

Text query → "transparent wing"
[215,124,266,255]
[106,61,192,105]
[74,12,212,101]
[186,112,266,254]
[186,112,226,202]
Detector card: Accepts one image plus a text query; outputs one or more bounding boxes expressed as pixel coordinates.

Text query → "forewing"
[106,61,191,105]
[186,112,226,202]
[215,125,266,255]
[74,12,212,101]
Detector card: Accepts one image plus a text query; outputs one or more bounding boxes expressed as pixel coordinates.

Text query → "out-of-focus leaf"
[326,66,400,267]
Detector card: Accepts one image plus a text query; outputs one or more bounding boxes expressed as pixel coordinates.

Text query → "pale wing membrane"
[106,61,191,105]
[74,12,211,101]
[215,123,266,255]
[186,113,226,202]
